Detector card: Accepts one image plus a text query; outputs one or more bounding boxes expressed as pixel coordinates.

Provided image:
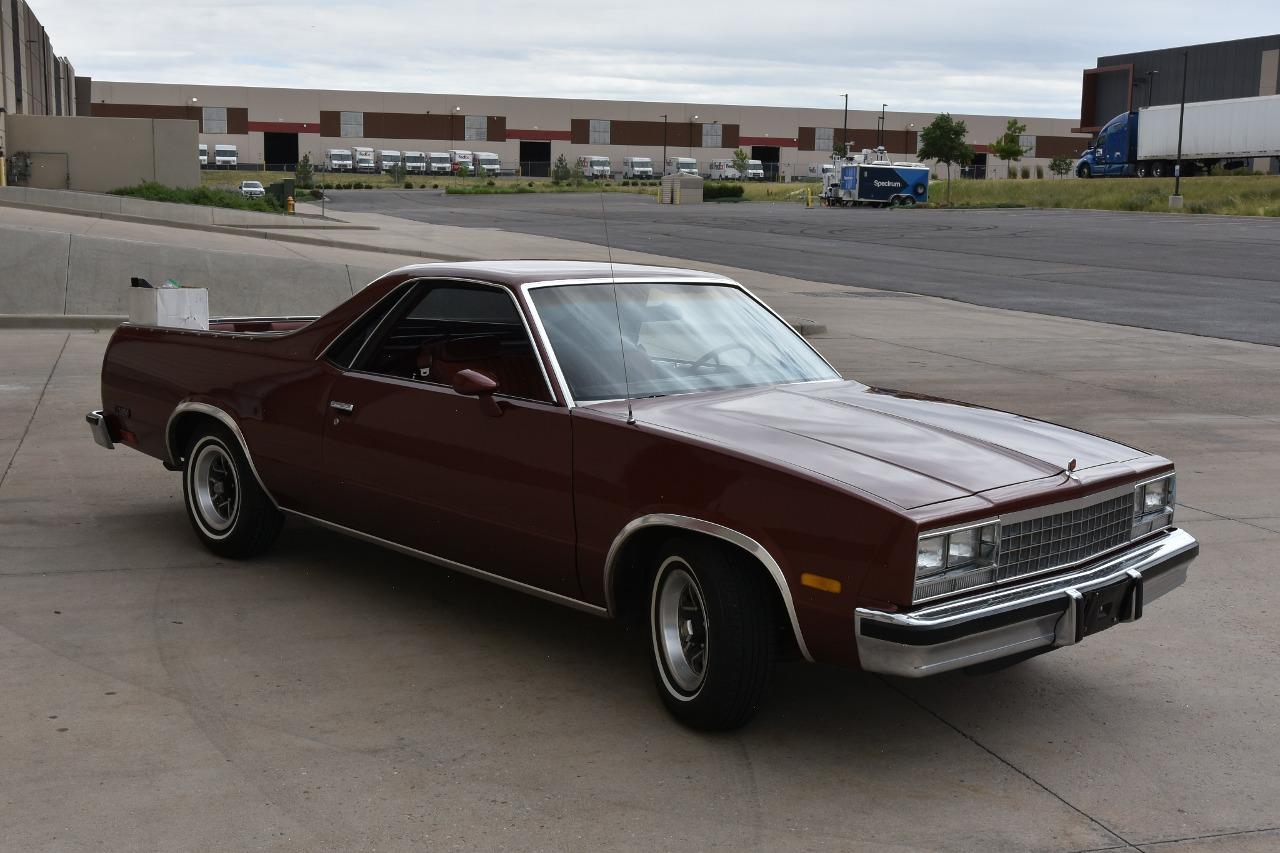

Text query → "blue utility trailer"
[820,148,929,207]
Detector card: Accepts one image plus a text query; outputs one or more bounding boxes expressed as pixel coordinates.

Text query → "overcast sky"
[35,1,1277,117]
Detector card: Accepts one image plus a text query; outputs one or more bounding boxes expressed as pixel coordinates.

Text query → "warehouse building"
[1077,34,1280,130]
[1,0,77,166]
[84,80,1091,180]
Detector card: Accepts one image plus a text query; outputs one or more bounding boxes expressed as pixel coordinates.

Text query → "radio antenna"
[600,190,635,425]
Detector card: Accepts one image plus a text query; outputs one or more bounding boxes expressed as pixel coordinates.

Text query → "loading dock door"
[752,145,780,181]
[520,141,551,177]
[264,132,299,169]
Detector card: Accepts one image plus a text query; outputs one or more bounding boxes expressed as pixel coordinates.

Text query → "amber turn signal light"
[800,573,842,594]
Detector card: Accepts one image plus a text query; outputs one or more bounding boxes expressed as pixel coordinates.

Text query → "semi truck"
[403,151,428,174]
[325,149,353,172]
[353,147,376,173]
[820,147,929,207]
[1076,93,1280,178]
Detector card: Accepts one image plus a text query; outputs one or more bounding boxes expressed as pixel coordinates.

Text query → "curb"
[0,314,126,330]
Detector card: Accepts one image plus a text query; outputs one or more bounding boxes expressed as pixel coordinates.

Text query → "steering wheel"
[690,342,758,373]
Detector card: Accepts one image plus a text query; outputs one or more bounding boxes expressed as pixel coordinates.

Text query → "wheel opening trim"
[603,513,814,662]
[165,401,279,510]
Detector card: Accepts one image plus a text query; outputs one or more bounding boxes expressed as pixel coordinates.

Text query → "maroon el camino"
[87,262,1197,730]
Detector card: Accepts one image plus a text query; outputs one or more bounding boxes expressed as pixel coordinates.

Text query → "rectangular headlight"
[1133,473,1175,536]
[913,521,999,603]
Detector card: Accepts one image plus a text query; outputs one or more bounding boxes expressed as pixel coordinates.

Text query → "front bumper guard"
[854,528,1197,678]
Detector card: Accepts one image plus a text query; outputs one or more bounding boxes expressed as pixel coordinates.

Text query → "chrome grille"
[997,493,1133,582]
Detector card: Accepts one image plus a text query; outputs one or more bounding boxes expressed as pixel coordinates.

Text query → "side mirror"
[452,369,503,417]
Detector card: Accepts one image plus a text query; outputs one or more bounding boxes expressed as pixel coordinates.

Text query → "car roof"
[382,260,736,288]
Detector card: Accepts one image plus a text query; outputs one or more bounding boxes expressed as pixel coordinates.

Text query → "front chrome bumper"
[86,410,114,449]
[854,528,1197,678]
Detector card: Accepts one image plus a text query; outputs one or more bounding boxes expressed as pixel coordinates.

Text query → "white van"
[449,150,474,174]
[473,152,501,176]
[428,152,452,174]
[214,145,238,169]
[623,157,653,179]
[709,159,742,180]
[743,159,765,180]
[378,150,402,173]
[577,155,611,179]
[325,149,353,172]
[403,151,427,174]
[665,156,698,176]
[352,147,376,173]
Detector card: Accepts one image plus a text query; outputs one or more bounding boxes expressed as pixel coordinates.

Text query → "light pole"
[661,114,668,172]
[689,114,699,156]
[1171,52,1188,205]
[879,104,887,148]
[451,105,461,149]
[841,93,848,156]
[1146,69,1158,107]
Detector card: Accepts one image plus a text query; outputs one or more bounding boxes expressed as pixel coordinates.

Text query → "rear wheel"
[648,536,774,731]
[1150,161,1166,178]
[182,424,282,558]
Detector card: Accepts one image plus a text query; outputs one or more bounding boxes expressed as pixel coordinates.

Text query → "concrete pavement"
[2,251,1278,850]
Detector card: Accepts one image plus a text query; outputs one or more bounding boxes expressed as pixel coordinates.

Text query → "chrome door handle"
[329,401,355,413]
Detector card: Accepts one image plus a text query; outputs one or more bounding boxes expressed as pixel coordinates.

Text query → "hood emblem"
[1064,458,1079,481]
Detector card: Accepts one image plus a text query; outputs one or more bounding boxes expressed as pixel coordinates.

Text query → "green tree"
[387,161,407,184]
[456,163,471,178]
[916,113,973,205]
[1049,155,1073,178]
[295,153,314,188]
[991,118,1028,179]
[731,147,749,176]
[551,154,572,185]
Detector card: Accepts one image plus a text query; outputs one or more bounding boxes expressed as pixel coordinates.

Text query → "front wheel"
[1077,163,1092,179]
[648,537,774,730]
[182,425,282,558]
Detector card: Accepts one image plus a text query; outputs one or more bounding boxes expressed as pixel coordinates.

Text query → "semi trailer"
[1076,93,1280,178]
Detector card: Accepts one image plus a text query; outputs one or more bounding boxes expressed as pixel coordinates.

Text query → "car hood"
[618,381,1145,510]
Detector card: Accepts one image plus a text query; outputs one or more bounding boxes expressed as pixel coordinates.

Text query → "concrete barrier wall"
[4,115,200,192]
[0,222,385,317]
[0,186,306,227]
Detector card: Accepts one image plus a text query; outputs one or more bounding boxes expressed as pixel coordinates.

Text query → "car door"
[317,280,579,599]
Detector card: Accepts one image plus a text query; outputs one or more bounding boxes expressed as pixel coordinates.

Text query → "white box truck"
[709,159,742,180]
[378,150,402,173]
[198,144,208,167]
[429,152,452,174]
[578,155,611,179]
[404,151,428,174]
[743,159,765,180]
[214,145,238,169]
[353,147,376,173]
[623,157,654,178]
[325,148,353,172]
[666,156,698,176]
[473,152,501,176]
[449,150,474,174]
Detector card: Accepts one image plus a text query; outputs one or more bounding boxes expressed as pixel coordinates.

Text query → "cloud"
[34,0,1277,117]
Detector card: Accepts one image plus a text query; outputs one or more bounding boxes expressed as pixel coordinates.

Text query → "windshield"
[479,157,499,164]
[431,156,449,163]
[633,159,651,166]
[216,150,236,156]
[531,283,839,402]
[406,155,425,163]
[242,182,262,189]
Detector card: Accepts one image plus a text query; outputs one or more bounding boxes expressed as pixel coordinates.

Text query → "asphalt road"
[326,190,1280,346]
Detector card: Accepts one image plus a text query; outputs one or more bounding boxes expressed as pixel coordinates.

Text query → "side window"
[325,285,414,369]
[356,283,553,403]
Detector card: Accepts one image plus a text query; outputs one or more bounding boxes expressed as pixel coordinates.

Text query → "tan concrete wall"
[92,80,1090,178]
[5,115,199,192]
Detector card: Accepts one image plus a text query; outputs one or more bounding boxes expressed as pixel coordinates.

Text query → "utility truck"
[1076,93,1280,178]
[213,145,238,169]
[577,155,612,179]
[742,159,765,180]
[473,152,501,176]
[709,160,742,180]
[429,152,452,174]
[325,149,353,172]
[820,147,929,207]
[198,144,208,167]
[622,157,654,178]
[378,150,402,173]
[403,151,427,174]
[353,147,376,173]
[666,157,698,176]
